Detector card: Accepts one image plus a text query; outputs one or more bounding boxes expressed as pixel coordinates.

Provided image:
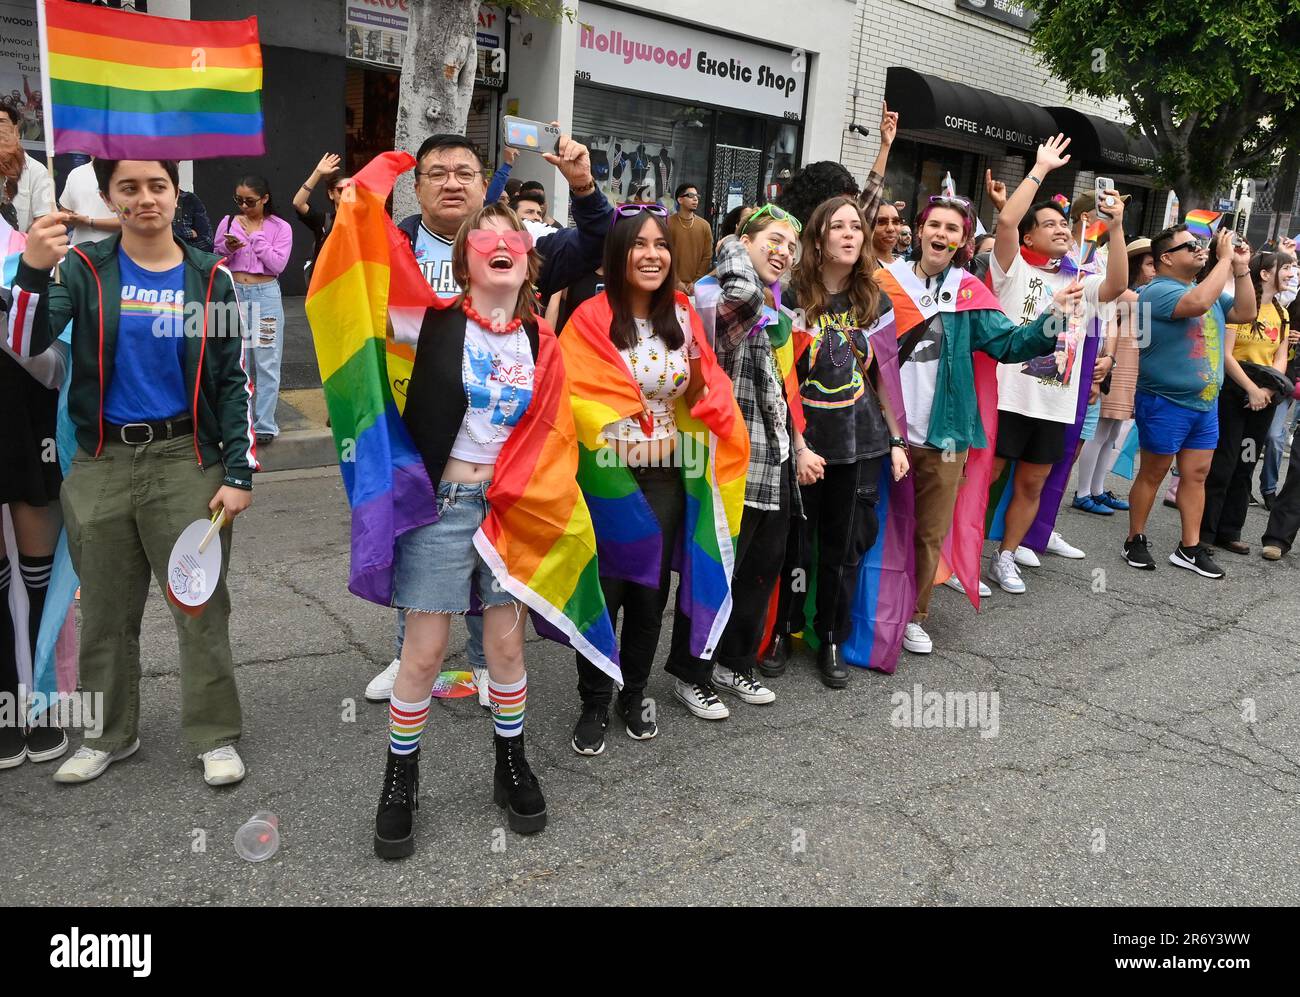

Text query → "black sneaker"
[1123,534,1156,570]
[25,723,68,763]
[571,704,608,756]
[374,747,420,860]
[615,694,659,740]
[1170,543,1225,579]
[0,723,25,770]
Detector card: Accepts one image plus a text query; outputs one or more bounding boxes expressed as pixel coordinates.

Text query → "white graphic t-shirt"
[449,320,535,464]
[990,251,1105,424]
[413,224,460,299]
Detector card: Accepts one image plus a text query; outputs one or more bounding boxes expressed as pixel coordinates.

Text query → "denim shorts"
[1134,390,1219,455]
[392,481,516,613]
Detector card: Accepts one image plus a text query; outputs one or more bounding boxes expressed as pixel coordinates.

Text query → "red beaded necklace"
[461,296,523,333]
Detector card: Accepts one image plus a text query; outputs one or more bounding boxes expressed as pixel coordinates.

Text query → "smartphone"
[1094,177,1115,220]
[1231,179,1255,240]
[502,116,561,155]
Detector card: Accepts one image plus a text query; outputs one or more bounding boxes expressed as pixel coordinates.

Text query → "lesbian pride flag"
[40,0,264,159]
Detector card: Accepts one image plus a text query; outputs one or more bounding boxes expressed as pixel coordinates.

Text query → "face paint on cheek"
[115,204,131,218]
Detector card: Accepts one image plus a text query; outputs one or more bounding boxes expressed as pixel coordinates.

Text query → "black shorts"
[995,410,1067,465]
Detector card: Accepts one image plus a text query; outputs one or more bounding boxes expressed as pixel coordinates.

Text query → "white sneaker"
[711,664,777,705]
[1045,531,1085,559]
[903,622,932,654]
[672,678,730,720]
[943,575,993,598]
[473,665,490,709]
[199,745,246,786]
[365,658,401,702]
[987,550,1026,594]
[1014,546,1041,568]
[52,739,140,784]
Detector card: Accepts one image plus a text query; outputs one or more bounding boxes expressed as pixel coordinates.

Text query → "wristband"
[301,183,314,192]
[1026,175,1041,186]
[889,436,907,449]
[570,179,596,196]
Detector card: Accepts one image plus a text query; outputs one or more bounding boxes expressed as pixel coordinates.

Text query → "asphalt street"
[3,466,1298,906]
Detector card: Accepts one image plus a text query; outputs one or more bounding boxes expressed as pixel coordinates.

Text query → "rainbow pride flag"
[1185,209,1223,241]
[306,151,620,682]
[41,0,264,159]
[561,292,749,658]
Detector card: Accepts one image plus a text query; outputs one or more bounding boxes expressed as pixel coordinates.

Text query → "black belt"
[106,415,194,446]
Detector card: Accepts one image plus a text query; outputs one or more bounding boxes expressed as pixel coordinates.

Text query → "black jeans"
[577,466,683,708]
[778,456,883,644]
[666,463,791,682]
[1202,386,1274,544]
[1263,440,1300,552]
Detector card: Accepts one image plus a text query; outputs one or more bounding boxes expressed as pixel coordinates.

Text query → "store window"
[883,139,980,219]
[573,83,801,229]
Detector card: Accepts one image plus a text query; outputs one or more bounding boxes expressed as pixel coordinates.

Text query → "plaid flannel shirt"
[711,238,796,511]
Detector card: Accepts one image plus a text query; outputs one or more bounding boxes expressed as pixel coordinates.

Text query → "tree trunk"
[392,0,481,223]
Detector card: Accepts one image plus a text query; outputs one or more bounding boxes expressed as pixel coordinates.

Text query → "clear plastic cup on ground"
[234,811,280,862]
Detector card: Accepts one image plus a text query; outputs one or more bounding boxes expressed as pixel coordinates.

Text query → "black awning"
[1046,106,1157,174]
[884,67,1058,152]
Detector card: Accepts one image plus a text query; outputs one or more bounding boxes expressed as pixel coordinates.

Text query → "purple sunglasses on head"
[611,202,669,229]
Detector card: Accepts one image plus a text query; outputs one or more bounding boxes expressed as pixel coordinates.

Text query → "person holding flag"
[560,203,747,753]
[981,135,1129,594]
[870,196,1081,658]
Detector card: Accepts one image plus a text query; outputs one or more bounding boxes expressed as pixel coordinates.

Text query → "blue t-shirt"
[1137,276,1235,412]
[104,249,189,425]
[412,223,460,299]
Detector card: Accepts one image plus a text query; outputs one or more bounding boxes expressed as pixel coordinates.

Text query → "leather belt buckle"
[120,422,155,446]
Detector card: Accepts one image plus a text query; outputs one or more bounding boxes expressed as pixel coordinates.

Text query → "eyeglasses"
[233,195,263,207]
[418,167,483,186]
[875,216,902,227]
[465,228,533,256]
[739,203,803,236]
[680,192,699,199]
[611,202,669,229]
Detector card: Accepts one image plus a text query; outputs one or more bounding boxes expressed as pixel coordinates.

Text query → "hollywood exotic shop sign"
[575,3,805,120]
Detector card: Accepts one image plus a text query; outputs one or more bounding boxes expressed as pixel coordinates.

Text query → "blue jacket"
[397,187,613,300]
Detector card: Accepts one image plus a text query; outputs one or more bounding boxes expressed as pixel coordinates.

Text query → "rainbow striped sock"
[489,675,526,738]
[389,693,430,756]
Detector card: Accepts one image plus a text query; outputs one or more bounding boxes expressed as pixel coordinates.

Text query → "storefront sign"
[345,1,507,88]
[575,3,804,120]
[0,0,44,152]
[955,0,1038,30]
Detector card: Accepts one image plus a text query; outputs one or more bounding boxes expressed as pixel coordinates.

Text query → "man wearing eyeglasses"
[1123,225,1257,578]
[668,183,712,296]
[395,131,612,302]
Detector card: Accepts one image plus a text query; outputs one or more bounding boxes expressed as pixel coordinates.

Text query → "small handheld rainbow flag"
[1184,209,1223,241]
[39,0,264,159]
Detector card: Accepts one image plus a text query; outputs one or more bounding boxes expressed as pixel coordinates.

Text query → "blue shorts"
[392,481,517,614]
[1080,399,1101,442]
[1134,390,1219,455]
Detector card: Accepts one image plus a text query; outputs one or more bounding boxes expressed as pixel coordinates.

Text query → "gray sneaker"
[987,550,1026,594]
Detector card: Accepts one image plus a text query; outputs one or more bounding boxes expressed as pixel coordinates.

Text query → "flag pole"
[34,0,60,280]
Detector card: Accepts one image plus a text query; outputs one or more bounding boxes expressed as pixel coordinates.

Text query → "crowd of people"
[3,100,1299,863]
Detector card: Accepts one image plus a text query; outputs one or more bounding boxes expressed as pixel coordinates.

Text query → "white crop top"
[449,319,535,464]
[612,317,691,443]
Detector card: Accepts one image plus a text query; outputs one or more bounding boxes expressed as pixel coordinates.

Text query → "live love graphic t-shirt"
[449,319,535,464]
[990,251,1105,425]
[104,249,188,425]
[784,288,889,463]
[1137,277,1235,412]
[413,224,460,299]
